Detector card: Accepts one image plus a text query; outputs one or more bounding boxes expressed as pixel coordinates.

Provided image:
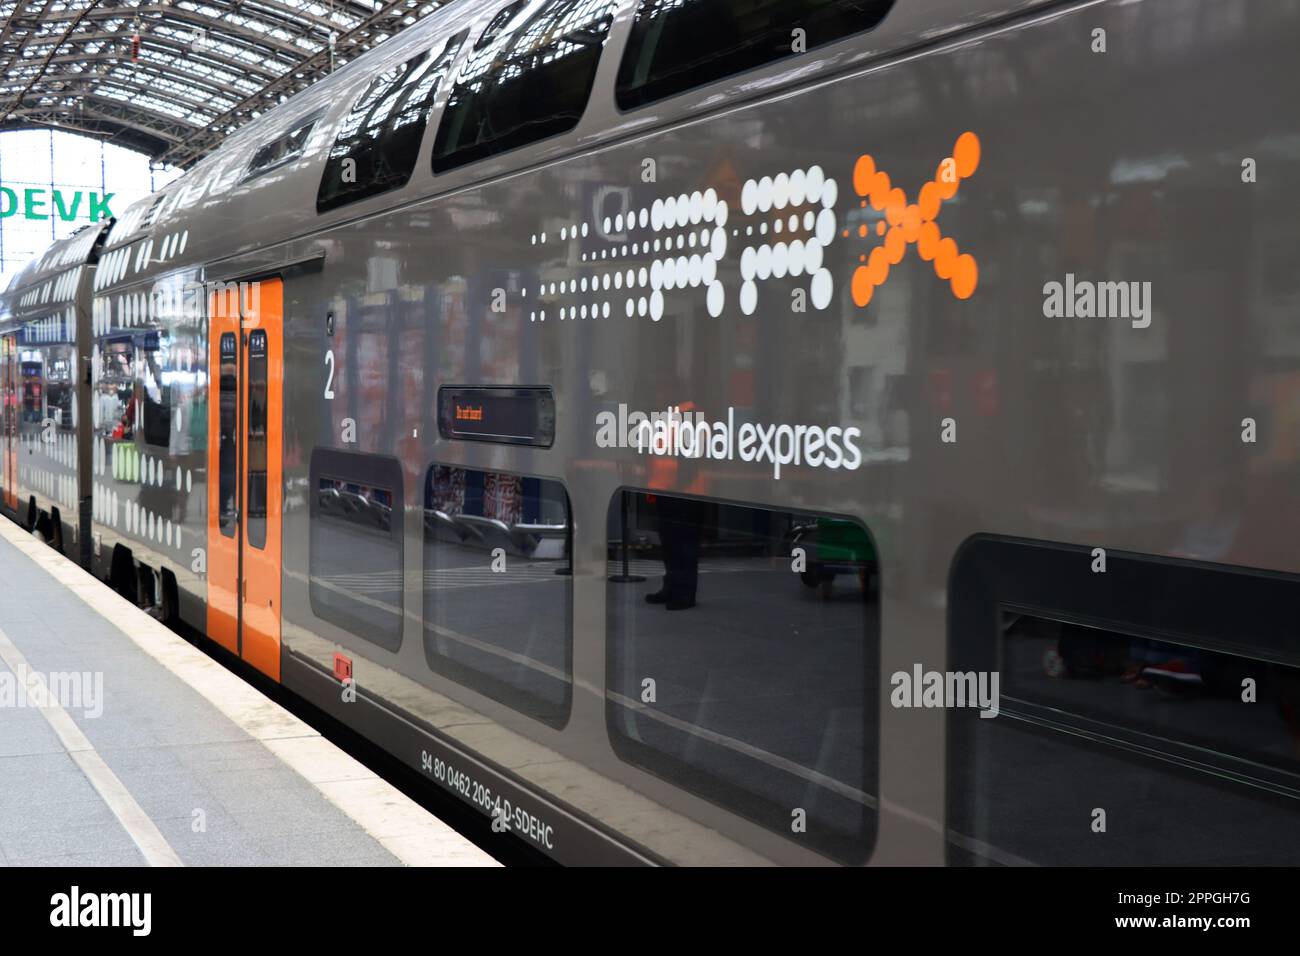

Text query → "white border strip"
[0,522,497,867]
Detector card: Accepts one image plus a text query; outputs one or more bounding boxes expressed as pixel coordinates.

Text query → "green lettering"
[0,187,15,218]
[52,189,83,221]
[89,192,114,221]
[23,188,48,220]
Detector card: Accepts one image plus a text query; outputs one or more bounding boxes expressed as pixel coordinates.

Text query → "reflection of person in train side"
[646,401,708,611]
[646,493,704,611]
[111,396,135,441]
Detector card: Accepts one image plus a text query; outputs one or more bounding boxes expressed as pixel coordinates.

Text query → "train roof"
[0,222,111,332]
[12,0,1041,302]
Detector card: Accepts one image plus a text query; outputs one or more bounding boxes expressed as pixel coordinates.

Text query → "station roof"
[0,0,450,168]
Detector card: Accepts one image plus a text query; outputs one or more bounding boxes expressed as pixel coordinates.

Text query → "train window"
[140,333,171,447]
[606,491,879,862]
[217,333,238,539]
[309,450,404,651]
[422,465,572,727]
[316,29,468,214]
[246,330,268,550]
[475,0,528,50]
[94,337,134,447]
[244,116,318,183]
[140,193,167,232]
[615,0,895,110]
[948,536,1300,866]
[430,0,617,174]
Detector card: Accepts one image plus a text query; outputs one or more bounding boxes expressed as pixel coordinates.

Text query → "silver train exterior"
[3,0,1299,865]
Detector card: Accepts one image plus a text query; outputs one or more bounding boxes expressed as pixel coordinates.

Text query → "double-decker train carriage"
[3,0,1300,865]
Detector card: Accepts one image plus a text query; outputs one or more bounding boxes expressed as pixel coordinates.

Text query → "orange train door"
[1,335,17,512]
[206,279,283,680]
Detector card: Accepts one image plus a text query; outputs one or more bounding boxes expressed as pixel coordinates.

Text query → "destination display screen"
[437,386,555,447]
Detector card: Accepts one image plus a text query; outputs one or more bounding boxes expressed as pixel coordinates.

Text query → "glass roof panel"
[0,0,454,167]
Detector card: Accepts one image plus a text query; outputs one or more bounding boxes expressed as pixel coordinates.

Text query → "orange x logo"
[847,132,980,308]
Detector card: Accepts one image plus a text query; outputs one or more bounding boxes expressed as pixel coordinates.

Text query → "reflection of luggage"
[1043,624,1127,679]
[797,518,877,598]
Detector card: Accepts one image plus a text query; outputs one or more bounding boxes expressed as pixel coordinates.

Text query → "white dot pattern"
[738,165,838,316]
[528,189,729,323]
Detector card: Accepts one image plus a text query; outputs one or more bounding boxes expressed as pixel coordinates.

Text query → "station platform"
[0,520,496,868]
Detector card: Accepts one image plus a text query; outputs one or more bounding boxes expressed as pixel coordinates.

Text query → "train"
[3,0,1300,865]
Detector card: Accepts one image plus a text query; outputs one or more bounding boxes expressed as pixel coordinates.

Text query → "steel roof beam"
[0,0,448,167]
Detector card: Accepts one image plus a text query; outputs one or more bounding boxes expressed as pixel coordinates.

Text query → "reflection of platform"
[0,521,495,867]
[421,539,570,721]
[607,557,785,579]
[607,557,878,856]
[424,508,566,559]
[948,631,1300,866]
[319,556,778,597]
[1006,632,1300,767]
[949,717,1300,866]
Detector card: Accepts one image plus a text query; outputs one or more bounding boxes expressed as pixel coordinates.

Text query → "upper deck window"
[245,117,319,183]
[615,0,895,111]
[475,0,529,50]
[431,0,616,174]
[316,29,468,213]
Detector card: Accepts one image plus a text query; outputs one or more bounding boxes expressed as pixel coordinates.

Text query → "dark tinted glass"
[948,538,1300,866]
[217,333,238,538]
[606,491,879,862]
[616,0,895,110]
[309,450,404,651]
[423,465,572,726]
[246,330,267,550]
[316,30,467,212]
[475,0,528,50]
[245,118,317,182]
[140,333,170,446]
[431,0,616,173]
[1006,614,1300,776]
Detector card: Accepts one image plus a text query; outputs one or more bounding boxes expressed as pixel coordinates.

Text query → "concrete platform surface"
[0,518,497,867]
